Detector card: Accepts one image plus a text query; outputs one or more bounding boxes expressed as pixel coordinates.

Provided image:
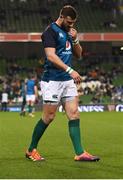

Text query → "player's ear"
[59,15,64,22]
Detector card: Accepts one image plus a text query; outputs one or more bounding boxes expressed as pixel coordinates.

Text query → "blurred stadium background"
[0,0,123,111]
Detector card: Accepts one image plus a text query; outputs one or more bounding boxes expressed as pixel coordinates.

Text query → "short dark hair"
[60,5,77,20]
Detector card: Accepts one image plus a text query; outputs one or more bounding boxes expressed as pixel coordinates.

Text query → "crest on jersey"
[66,40,71,50]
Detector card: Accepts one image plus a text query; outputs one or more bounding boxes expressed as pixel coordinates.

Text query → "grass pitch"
[0,111,123,179]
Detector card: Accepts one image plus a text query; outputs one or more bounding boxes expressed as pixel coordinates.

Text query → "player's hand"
[69,28,78,40]
[70,70,82,84]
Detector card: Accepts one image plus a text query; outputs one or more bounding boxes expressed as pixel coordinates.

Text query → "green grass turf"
[0,111,123,179]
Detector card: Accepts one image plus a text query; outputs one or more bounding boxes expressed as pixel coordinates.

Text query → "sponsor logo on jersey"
[66,40,71,50]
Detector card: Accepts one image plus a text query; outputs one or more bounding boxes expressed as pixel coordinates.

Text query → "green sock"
[28,105,31,113]
[29,105,34,113]
[68,119,84,155]
[28,119,48,152]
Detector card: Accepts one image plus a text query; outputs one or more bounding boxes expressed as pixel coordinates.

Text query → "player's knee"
[49,113,55,122]
[44,112,55,124]
[69,108,79,119]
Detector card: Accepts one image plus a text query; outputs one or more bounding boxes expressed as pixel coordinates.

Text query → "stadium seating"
[0,57,123,104]
[0,0,123,32]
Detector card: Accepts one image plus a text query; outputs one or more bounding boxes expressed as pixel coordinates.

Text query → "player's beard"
[61,22,70,32]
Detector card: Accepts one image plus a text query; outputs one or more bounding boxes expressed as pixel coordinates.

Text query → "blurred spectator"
[20,79,26,116]
[103,20,117,28]
[1,90,9,111]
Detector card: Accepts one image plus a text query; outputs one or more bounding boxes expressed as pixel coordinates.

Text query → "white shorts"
[40,79,78,104]
[26,94,36,102]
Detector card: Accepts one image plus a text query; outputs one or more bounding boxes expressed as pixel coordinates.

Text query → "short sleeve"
[41,26,57,48]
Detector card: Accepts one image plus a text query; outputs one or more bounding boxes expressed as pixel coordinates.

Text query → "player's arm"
[45,47,81,84]
[34,85,38,98]
[44,47,68,70]
[72,42,82,59]
[69,28,82,59]
[42,28,68,71]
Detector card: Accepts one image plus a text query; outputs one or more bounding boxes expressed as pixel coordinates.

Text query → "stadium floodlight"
[120,46,123,50]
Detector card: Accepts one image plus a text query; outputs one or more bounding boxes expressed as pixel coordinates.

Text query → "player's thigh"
[26,95,35,105]
[26,95,31,104]
[42,103,58,124]
[64,96,80,120]
[30,95,36,105]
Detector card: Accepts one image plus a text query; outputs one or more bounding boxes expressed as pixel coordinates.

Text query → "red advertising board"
[0,32,123,42]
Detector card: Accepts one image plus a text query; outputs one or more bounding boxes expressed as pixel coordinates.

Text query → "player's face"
[61,16,77,32]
